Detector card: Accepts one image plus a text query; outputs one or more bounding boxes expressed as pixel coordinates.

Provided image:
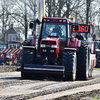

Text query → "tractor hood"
[41,37,60,45]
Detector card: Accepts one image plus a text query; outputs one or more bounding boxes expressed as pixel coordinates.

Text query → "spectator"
[75,33,84,40]
[11,46,14,49]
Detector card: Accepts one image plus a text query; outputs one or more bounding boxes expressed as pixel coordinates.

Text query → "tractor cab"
[39,18,69,50]
[38,18,71,61]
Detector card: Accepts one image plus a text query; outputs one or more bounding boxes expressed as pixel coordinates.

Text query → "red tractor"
[21,17,96,81]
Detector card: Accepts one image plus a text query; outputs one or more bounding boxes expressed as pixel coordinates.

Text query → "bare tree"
[9,0,38,39]
[0,0,16,42]
[0,0,100,40]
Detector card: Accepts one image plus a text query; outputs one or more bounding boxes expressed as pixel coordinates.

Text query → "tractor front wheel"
[21,48,35,79]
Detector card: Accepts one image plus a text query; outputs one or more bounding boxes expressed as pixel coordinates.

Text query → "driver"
[52,25,62,37]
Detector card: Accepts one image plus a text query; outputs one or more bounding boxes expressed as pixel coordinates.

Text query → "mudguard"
[69,38,81,50]
[32,38,36,46]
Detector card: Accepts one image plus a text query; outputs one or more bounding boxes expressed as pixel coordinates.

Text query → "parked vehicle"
[0,41,22,65]
[95,40,100,67]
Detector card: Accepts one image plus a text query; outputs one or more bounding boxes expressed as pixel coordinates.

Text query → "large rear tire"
[21,48,35,79]
[77,45,89,80]
[63,51,77,81]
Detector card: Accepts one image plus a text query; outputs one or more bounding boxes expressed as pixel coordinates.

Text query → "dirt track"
[0,64,100,100]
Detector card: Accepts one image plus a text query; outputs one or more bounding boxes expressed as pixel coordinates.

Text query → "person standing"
[75,33,84,40]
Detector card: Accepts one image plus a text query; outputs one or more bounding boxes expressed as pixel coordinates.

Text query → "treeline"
[0,0,99,39]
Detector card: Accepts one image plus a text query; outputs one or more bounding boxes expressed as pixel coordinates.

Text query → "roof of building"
[5,24,17,34]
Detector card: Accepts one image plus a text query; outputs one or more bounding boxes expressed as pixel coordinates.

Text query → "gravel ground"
[0,64,20,72]
[0,64,100,100]
[53,90,100,100]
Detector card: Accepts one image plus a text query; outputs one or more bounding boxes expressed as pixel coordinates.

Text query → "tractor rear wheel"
[77,45,89,80]
[21,48,35,79]
[63,51,77,81]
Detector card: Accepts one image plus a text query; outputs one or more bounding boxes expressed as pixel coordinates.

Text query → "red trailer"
[0,48,22,65]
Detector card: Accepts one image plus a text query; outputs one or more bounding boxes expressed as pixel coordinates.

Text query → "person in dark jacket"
[52,25,62,37]
[75,33,84,40]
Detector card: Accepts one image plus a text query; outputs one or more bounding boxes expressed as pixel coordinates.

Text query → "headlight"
[51,45,59,48]
[40,44,46,47]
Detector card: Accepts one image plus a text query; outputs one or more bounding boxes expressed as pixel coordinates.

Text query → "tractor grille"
[41,48,56,57]
[41,41,56,45]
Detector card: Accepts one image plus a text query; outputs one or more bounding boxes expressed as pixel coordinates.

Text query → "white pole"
[34,0,37,20]
[41,0,45,18]
[38,0,45,21]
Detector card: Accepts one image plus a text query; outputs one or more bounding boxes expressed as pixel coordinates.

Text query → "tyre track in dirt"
[0,70,100,100]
